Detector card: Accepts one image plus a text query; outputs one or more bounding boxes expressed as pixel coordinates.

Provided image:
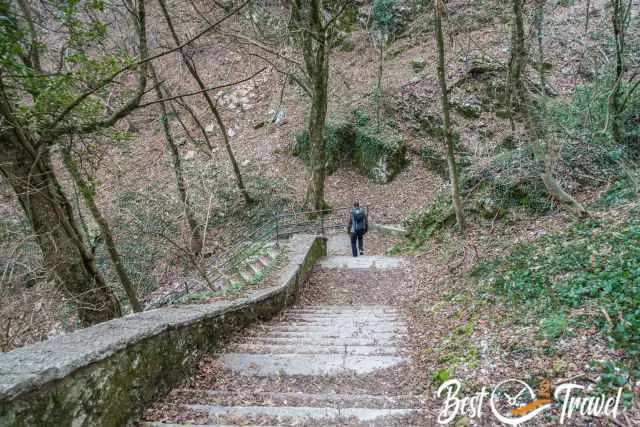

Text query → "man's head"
[353,201,359,208]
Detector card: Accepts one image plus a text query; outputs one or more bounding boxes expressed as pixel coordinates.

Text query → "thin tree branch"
[136,67,267,108]
[47,0,250,133]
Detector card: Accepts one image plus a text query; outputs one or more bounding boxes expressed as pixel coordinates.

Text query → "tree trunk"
[304,53,329,212]
[62,150,142,312]
[0,97,121,325]
[434,0,465,232]
[511,0,587,217]
[150,65,204,256]
[293,0,329,213]
[157,0,253,205]
[376,35,384,132]
[609,0,623,146]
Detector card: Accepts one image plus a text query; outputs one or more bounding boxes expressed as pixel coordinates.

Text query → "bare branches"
[46,0,251,137]
[136,67,267,109]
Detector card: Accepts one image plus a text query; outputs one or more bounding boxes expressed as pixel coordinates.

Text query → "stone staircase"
[216,242,282,289]
[140,254,422,426]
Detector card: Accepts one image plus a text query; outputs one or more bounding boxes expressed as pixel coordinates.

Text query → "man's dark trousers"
[351,233,364,257]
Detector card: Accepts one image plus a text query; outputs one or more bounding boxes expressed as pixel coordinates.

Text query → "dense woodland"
[0,0,639,418]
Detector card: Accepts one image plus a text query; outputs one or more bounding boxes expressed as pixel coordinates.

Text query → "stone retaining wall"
[0,234,326,427]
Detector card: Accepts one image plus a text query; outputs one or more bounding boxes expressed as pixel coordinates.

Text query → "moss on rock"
[293,119,407,184]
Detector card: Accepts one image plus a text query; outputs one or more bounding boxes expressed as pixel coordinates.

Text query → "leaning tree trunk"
[510,0,587,217]
[150,66,204,256]
[62,150,142,312]
[0,114,121,325]
[434,0,465,232]
[157,0,253,205]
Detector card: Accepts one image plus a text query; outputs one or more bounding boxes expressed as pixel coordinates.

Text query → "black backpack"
[352,208,366,234]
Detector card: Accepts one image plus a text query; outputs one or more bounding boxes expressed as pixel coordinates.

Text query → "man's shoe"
[360,251,364,255]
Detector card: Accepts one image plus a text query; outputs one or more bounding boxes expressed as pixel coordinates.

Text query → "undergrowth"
[472,207,640,385]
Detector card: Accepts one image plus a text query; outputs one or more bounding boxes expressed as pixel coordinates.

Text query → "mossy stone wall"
[0,235,326,427]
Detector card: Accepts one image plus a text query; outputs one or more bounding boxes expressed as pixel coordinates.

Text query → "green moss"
[293,119,406,183]
[353,127,406,183]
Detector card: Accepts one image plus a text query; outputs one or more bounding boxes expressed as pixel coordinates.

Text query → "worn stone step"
[170,389,423,409]
[258,255,272,266]
[238,269,254,283]
[317,256,406,269]
[265,246,280,260]
[248,261,263,275]
[265,325,408,334]
[296,305,402,312]
[281,316,407,328]
[232,336,404,347]
[244,331,408,341]
[217,353,407,376]
[226,343,400,355]
[186,403,418,422]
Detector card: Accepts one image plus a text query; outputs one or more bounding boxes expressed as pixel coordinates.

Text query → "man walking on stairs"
[348,202,368,257]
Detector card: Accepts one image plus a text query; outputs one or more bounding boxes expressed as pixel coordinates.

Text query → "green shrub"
[404,191,455,244]
[473,213,640,380]
[462,147,551,213]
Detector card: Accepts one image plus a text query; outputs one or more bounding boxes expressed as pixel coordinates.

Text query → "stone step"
[285,310,401,320]
[230,337,404,346]
[226,343,400,355]
[170,389,423,409]
[248,261,263,275]
[186,403,418,422]
[244,328,406,338]
[265,325,408,334]
[238,269,254,283]
[276,316,406,325]
[297,305,402,311]
[217,353,407,376]
[265,246,280,260]
[317,256,406,269]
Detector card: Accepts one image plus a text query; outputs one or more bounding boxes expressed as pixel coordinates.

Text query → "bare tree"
[157,0,253,205]
[62,145,142,312]
[291,0,330,212]
[150,65,204,256]
[509,0,587,217]
[0,0,153,324]
[609,0,635,145]
[434,0,465,232]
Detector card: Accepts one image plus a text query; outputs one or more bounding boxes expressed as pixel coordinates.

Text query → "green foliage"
[599,178,638,206]
[473,213,640,380]
[462,147,551,214]
[372,0,395,30]
[403,191,455,246]
[1,0,135,133]
[539,313,568,341]
[431,367,451,386]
